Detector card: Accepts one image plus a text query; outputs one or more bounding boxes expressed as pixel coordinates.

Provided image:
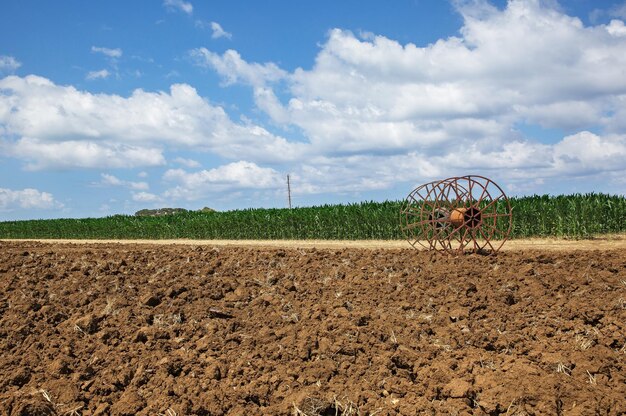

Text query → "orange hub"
[450,207,482,228]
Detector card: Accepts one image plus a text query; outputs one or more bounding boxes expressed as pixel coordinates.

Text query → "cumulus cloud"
[269,131,626,196]
[91,46,122,58]
[132,191,161,202]
[193,0,626,194]
[7,138,165,170]
[0,188,62,210]
[163,0,193,15]
[191,48,286,87]
[551,131,626,175]
[0,75,300,169]
[4,0,626,202]
[210,22,232,39]
[100,173,123,186]
[163,161,283,200]
[173,157,201,168]
[0,55,21,73]
[86,69,110,80]
[89,47,121,81]
[607,19,626,36]
[190,48,291,127]
[98,173,149,190]
[279,18,626,152]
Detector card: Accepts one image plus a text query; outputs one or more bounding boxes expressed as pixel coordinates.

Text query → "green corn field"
[0,193,624,240]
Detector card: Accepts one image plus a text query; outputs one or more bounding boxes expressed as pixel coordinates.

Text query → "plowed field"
[1,241,625,415]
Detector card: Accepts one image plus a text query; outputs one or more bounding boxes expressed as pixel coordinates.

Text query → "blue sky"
[1,0,626,220]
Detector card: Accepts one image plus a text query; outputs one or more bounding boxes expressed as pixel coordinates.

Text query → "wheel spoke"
[402,218,442,230]
[481,212,512,219]
[476,181,489,206]
[401,209,426,218]
[481,221,506,238]
[478,227,495,252]
[481,194,503,212]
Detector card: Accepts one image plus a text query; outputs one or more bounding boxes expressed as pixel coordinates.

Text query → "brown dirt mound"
[0,241,625,415]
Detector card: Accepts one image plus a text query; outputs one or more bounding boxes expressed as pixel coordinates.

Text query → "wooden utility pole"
[287,174,292,209]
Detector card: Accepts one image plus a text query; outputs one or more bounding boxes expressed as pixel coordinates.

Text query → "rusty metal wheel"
[400,175,512,254]
[400,178,464,250]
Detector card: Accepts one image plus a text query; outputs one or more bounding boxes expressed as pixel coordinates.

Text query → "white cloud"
[99,173,149,190]
[0,55,21,72]
[163,0,193,15]
[192,0,626,194]
[132,191,160,202]
[0,75,300,169]
[607,19,626,36]
[552,131,626,175]
[205,3,626,136]
[173,157,201,168]
[0,188,62,210]
[86,69,110,80]
[7,138,165,170]
[91,46,122,58]
[273,131,626,196]
[210,22,232,39]
[100,173,122,186]
[190,48,291,128]
[163,161,283,200]
[190,48,286,87]
[128,182,150,191]
[3,0,626,201]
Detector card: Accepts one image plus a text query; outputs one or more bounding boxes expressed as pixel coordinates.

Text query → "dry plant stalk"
[586,370,597,385]
[574,333,595,351]
[556,362,572,376]
[292,395,370,416]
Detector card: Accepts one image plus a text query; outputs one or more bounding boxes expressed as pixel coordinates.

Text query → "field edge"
[2,234,626,251]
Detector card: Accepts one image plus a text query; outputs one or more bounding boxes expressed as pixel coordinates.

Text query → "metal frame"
[400,175,512,254]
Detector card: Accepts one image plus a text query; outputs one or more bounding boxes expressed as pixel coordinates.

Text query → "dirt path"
[1,241,625,415]
[2,235,626,251]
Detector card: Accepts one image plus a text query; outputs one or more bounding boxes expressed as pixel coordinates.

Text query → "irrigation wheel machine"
[400,175,513,254]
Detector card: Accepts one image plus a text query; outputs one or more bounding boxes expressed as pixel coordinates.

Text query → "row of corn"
[0,193,624,240]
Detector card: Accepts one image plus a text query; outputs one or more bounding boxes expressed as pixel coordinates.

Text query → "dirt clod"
[8,367,31,387]
[73,313,101,334]
[444,379,472,398]
[141,294,162,307]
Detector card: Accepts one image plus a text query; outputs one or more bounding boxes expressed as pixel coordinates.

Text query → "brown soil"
[0,241,625,415]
